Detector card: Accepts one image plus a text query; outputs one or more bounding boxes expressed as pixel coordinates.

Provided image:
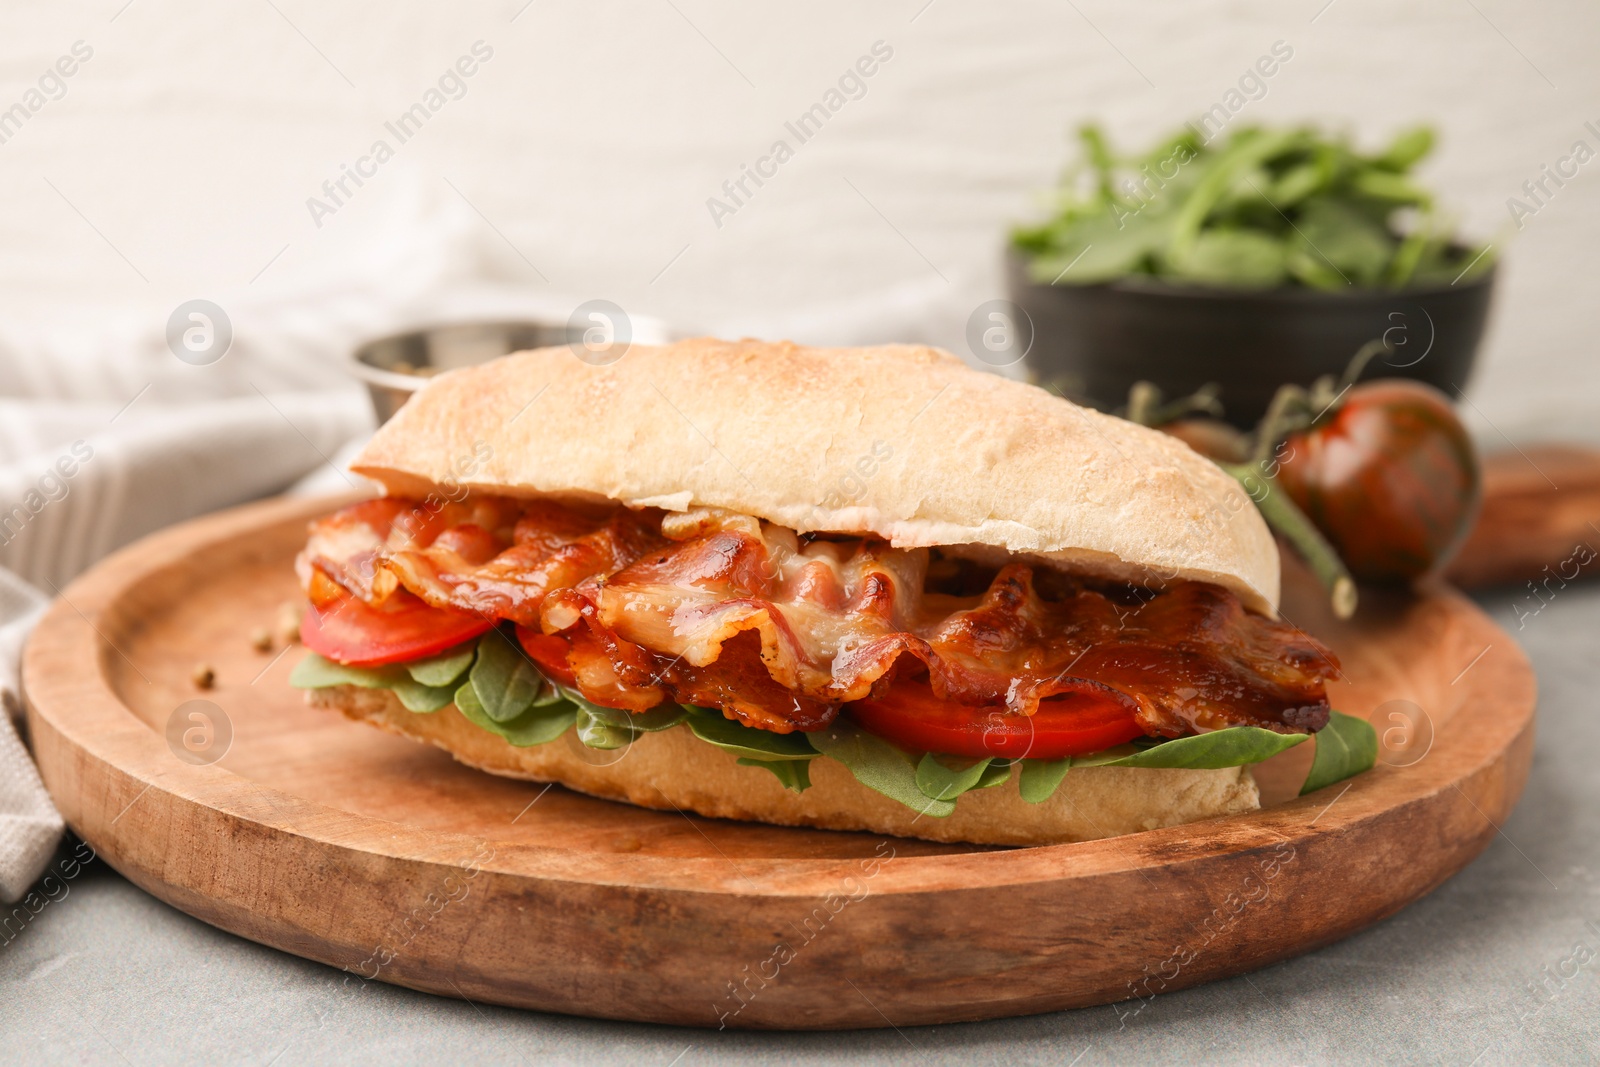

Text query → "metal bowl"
[350,317,675,424]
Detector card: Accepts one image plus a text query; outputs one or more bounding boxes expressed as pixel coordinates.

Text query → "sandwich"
[291,338,1359,846]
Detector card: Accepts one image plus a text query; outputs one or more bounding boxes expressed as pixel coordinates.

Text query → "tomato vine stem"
[1221,462,1358,620]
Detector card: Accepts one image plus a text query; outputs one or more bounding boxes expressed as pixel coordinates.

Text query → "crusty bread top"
[352,338,1279,613]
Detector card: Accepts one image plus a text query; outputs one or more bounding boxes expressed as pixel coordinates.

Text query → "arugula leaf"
[469,629,543,723]
[454,680,575,747]
[1074,726,1309,769]
[1300,710,1378,795]
[810,720,955,818]
[1270,162,1326,208]
[738,757,812,793]
[616,703,690,732]
[530,678,567,707]
[288,652,453,712]
[975,758,1016,790]
[1351,168,1430,207]
[1164,229,1287,288]
[1078,123,1117,199]
[564,695,688,750]
[1169,128,1305,253]
[1387,222,1435,288]
[288,652,394,690]
[573,705,633,750]
[1370,125,1434,171]
[1018,757,1073,803]
[915,754,998,802]
[682,706,819,761]
[392,681,457,713]
[1291,199,1394,286]
[1026,212,1170,285]
[1286,246,1351,291]
[405,642,477,688]
[452,679,488,721]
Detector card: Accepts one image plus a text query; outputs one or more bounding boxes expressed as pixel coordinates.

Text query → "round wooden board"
[23,494,1535,1031]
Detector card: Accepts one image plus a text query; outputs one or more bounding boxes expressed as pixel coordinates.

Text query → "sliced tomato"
[300,591,494,668]
[514,626,578,688]
[846,679,1146,759]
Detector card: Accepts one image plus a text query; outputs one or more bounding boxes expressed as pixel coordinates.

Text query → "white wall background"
[0,0,1596,438]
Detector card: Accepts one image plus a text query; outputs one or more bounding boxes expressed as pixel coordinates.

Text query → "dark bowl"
[1004,248,1497,427]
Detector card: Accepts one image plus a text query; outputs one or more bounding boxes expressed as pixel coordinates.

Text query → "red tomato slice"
[514,626,578,688]
[846,679,1146,759]
[300,592,493,668]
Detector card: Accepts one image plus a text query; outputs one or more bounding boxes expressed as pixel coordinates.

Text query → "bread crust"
[352,338,1279,613]
[312,686,1260,846]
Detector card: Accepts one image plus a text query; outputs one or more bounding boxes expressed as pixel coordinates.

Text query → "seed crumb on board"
[274,601,303,646]
[250,627,274,652]
[191,663,216,689]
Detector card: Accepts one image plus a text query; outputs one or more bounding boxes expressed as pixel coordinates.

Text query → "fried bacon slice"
[298,495,1338,737]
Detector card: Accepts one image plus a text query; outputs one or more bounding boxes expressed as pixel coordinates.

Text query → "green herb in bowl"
[1013,123,1492,290]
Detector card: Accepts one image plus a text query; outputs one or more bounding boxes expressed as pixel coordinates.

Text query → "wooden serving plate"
[23,495,1535,1030]
[1445,445,1600,589]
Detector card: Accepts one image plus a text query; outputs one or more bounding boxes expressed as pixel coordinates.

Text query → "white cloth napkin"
[0,567,55,902]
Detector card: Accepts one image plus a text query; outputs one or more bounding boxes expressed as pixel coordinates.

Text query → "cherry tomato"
[300,591,493,667]
[846,679,1145,759]
[1276,380,1481,583]
[514,626,578,687]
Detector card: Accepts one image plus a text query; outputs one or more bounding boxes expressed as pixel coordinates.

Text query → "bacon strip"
[299,497,1338,737]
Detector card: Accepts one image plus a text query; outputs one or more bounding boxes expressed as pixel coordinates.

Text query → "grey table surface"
[2,579,1597,1067]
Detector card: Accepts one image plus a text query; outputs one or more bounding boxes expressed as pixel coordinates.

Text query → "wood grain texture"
[22,494,1535,1030]
[1446,446,1600,589]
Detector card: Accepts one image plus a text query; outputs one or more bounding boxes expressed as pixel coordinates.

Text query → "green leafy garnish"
[629,705,689,733]
[1018,757,1073,803]
[1300,710,1379,795]
[291,637,1378,817]
[573,704,633,750]
[975,758,1016,790]
[682,706,820,761]
[1013,123,1491,291]
[1073,726,1308,769]
[738,757,813,793]
[288,652,454,713]
[530,678,567,707]
[685,706,819,794]
[568,693,687,750]
[288,651,390,689]
[469,629,544,723]
[404,642,478,688]
[810,720,955,818]
[915,754,1009,802]
[392,681,457,713]
[455,680,576,747]
[1166,228,1287,288]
